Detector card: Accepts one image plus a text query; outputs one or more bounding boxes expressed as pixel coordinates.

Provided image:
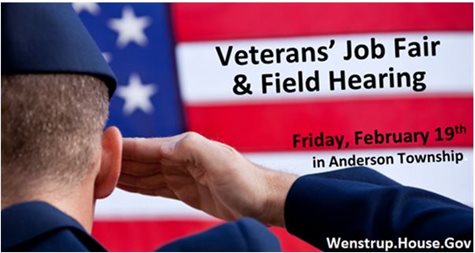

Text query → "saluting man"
[1,4,279,251]
[2,3,472,253]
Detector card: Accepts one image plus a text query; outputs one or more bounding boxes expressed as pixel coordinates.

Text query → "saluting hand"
[118,132,297,227]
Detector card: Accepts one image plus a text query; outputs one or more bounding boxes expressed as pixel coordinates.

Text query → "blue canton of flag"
[76,3,185,137]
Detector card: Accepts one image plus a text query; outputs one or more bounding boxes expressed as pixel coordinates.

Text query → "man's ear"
[94,126,122,199]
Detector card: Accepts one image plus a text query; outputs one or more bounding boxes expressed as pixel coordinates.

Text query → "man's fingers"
[122,153,191,177]
[122,135,185,162]
[121,160,162,177]
[117,183,178,199]
[119,172,168,190]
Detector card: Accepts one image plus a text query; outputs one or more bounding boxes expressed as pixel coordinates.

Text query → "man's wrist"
[258,165,298,227]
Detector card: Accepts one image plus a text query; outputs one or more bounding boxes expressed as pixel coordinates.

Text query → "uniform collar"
[1,201,105,251]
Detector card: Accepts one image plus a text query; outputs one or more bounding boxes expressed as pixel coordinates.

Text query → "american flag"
[75,3,472,251]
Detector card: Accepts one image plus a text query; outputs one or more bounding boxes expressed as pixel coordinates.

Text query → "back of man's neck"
[2,186,96,233]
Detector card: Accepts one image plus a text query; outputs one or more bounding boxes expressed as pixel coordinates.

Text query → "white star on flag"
[72,2,100,15]
[117,73,157,115]
[108,6,151,48]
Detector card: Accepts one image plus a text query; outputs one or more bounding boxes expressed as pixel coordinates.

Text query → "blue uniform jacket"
[284,167,473,251]
[2,167,473,251]
[1,202,280,251]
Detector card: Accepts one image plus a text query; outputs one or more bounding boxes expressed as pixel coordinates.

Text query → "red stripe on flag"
[185,96,472,152]
[171,3,473,42]
[92,220,318,252]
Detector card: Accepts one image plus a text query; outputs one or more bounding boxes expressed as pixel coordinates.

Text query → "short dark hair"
[1,74,109,199]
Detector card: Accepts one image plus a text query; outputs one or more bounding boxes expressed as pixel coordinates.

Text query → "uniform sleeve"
[284,167,473,251]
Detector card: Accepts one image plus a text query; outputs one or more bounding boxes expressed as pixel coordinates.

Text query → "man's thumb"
[160,140,177,157]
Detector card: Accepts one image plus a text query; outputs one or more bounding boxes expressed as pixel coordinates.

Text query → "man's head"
[1,4,122,226]
[2,74,122,206]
